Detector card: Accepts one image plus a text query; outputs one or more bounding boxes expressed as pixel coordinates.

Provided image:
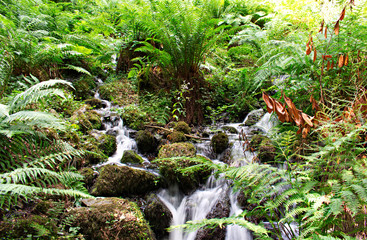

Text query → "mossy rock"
[72,109,102,133]
[121,150,144,164]
[85,98,104,109]
[85,110,102,130]
[120,104,147,130]
[98,79,138,106]
[244,109,265,126]
[250,134,276,164]
[136,130,157,154]
[222,126,238,134]
[143,194,172,239]
[158,142,196,158]
[167,130,187,143]
[154,155,211,194]
[67,197,155,240]
[79,167,96,189]
[73,76,97,100]
[195,194,231,240]
[174,121,191,134]
[79,135,108,166]
[211,132,229,154]
[91,164,160,197]
[0,214,58,239]
[98,134,117,157]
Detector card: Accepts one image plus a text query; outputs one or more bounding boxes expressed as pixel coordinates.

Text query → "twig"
[145,125,210,140]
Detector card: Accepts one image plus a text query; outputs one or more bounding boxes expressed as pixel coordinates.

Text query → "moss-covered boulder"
[211,132,229,154]
[98,134,117,157]
[136,130,157,154]
[158,142,196,158]
[121,150,144,164]
[155,153,210,194]
[143,194,172,239]
[167,130,187,143]
[77,135,108,166]
[0,214,58,239]
[67,198,155,240]
[73,76,97,100]
[72,109,102,133]
[120,104,147,130]
[174,121,191,134]
[250,134,276,164]
[79,167,96,190]
[85,110,102,130]
[85,98,104,109]
[91,164,160,197]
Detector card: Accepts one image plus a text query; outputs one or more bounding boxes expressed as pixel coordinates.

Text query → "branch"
[145,125,209,140]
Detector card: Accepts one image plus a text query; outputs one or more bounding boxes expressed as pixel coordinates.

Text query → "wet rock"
[72,109,102,133]
[219,148,233,165]
[79,167,97,190]
[195,194,231,240]
[158,142,196,158]
[67,197,155,240]
[250,134,276,164]
[155,154,210,194]
[211,132,229,154]
[85,98,103,109]
[121,150,144,164]
[106,128,118,136]
[91,164,160,197]
[174,121,191,134]
[167,130,187,143]
[222,126,238,134]
[136,130,158,154]
[143,194,172,239]
[97,134,117,157]
[244,109,264,126]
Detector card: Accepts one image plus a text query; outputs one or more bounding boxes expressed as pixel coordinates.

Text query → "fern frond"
[169,215,268,236]
[8,79,73,113]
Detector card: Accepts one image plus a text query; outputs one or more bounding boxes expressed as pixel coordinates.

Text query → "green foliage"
[0,77,92,211]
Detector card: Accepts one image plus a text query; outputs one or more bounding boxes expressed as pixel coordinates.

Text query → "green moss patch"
[67,197,154,240]
[158,142,196,158]
[91,164,160,197]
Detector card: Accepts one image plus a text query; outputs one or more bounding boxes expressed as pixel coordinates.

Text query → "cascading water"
[158,109,277,240]
[89,82,279,240]
[92,89,138,167]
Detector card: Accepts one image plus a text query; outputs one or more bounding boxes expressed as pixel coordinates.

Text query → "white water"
[91,87,278,240]
[158,176,228,240]
[92,90,139,167]
[158,109,276,240]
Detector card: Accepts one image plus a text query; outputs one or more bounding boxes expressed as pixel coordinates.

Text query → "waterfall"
[92,90,139,167]
[157,109,276,240]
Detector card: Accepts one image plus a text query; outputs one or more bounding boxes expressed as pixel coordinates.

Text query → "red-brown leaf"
[340,7,346,21]
[262,92,274,113]
[319,19,324,33]
[338,55,344,68]
[306,46,311,55]
[344,54,349,66]
[334,20,340,35]
[327,61,330,70]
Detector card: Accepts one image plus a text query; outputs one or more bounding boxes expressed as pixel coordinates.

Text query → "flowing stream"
[157,110,278,240]
[90,83,278,239]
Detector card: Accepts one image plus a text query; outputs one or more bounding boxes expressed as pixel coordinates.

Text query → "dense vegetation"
[1,0,367,239]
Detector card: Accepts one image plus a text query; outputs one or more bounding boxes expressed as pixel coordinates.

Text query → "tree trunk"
[183,72,204,125]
